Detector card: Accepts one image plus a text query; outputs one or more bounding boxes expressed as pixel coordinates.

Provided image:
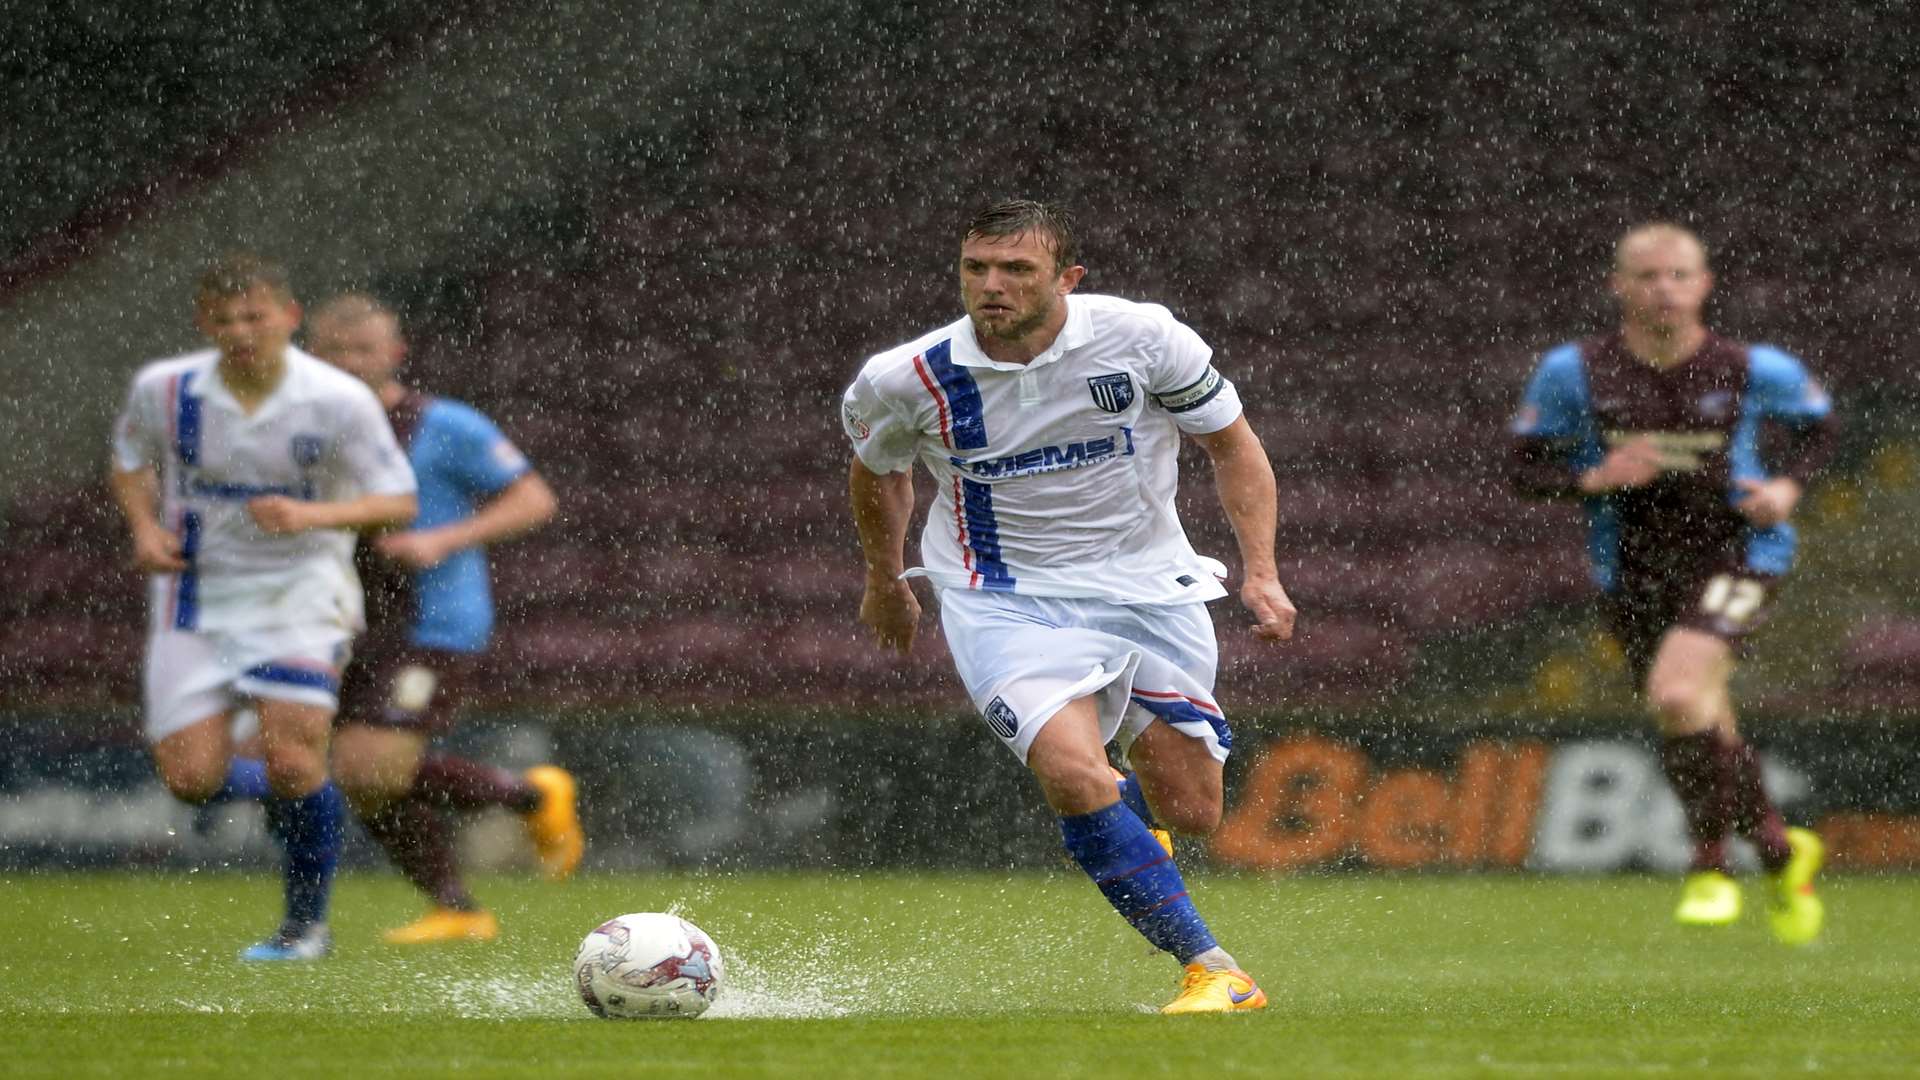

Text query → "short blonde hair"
[1614,223,1708,271]
[309,292,397,327]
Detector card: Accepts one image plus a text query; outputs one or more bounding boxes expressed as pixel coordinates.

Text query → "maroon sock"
[412,753,541,814]
[1724,737,1793,871]
[1660,732,1733,873]
[358,797,477,911]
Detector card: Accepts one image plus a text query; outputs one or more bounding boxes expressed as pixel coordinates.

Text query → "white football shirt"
[112,346,417,634]
[842,293,1243,605]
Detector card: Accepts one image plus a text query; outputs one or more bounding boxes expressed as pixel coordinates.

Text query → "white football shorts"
[143,624,352,743]
[937,589,1231,766]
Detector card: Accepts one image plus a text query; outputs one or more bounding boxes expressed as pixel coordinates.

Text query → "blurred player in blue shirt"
[1509,224,1836,944]
[310,294,582,946]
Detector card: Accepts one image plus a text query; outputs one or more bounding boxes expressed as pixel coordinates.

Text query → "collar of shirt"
[197,347,311,421]
[947,295,1094,372]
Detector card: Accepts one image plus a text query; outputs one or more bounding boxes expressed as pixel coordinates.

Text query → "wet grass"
[3,870,1917,1077]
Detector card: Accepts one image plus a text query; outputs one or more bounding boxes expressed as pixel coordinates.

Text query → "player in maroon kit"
[1509,223,1836,944]
[309,294,581,945]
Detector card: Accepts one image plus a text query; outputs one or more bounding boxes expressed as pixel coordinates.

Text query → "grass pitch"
[3,869,1917,1077]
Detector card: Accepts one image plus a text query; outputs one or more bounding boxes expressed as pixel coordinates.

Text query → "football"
[573,912,724,1019]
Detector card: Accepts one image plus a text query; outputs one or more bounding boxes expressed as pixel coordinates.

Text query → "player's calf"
[1061,801,1218,959]
[1132,782,1222,837]
[1128,724,1226,836]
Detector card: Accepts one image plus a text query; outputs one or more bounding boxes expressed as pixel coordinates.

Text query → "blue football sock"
[187,757,273,837]
[262,782,344,930]
[1114,770,1158,828]
[212,757,272,803]
[1061,801,1217,963]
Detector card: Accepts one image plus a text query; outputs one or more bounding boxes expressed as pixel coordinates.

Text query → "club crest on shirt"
[290,434,325,467]
[1086,373,1135,413]
[984,696,1019,739]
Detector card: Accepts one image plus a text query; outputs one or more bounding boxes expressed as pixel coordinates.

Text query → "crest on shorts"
[1087,373,1135,413]
[842,403,871,440]
[1696,390,1734,421]
[984,696,1019,739]
[290,434,325,468]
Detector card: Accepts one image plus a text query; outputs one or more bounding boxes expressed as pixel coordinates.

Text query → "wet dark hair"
[195,251,292,303]
[964,200,1079,273]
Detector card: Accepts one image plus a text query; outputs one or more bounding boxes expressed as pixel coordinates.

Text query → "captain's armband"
[1151,366,1226,413]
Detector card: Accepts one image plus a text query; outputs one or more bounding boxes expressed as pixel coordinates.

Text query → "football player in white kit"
[842,201,1295,1014]
[109,253,418,960]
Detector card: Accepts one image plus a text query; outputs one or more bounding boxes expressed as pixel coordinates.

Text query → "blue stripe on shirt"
[959,478,1016,591]
[173,511,201,630]
[922,340,988,451]
[175,371,202,467]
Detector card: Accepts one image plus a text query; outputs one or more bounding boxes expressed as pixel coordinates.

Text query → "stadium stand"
[0,1,513,288]
[1835,618,1920,710]
[1,7,1912,714]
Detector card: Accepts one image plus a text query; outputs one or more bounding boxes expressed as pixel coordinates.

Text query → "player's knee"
[1033,755,1122,816]
[151,746,227,803]
[263,747,327,798]
[327,757,386,808]
[1646,679,1713,730]
[329,762,406,816]
[330,726,417,801]
[158,767,225,804]
[328,742,379,792]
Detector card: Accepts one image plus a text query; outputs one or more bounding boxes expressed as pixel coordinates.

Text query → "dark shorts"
[335,639,481,736]
[1602,567,1782,685]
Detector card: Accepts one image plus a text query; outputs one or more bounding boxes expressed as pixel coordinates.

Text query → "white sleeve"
[110,373,161,473]
[1148,317,1242,435]
[336,392,417,497]
[841,369,920,474]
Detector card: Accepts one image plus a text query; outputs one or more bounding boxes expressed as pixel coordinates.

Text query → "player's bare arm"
[376,471,557,570]
[1191,418,1294,642]
[848,458,920,655]
[1577,435,1663,494]
[108,466,187,572]
[248,492,417,536]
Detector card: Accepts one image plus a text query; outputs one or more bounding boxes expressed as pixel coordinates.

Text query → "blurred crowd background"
[3,1,1915,722]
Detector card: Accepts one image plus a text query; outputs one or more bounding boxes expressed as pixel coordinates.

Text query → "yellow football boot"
[1673,870,1742,927]
[1149,826,1175,859]
[1767,827,1826,946]
[383,907,499,945]
[524,765,585,881]
[1161,964,1267,1015]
